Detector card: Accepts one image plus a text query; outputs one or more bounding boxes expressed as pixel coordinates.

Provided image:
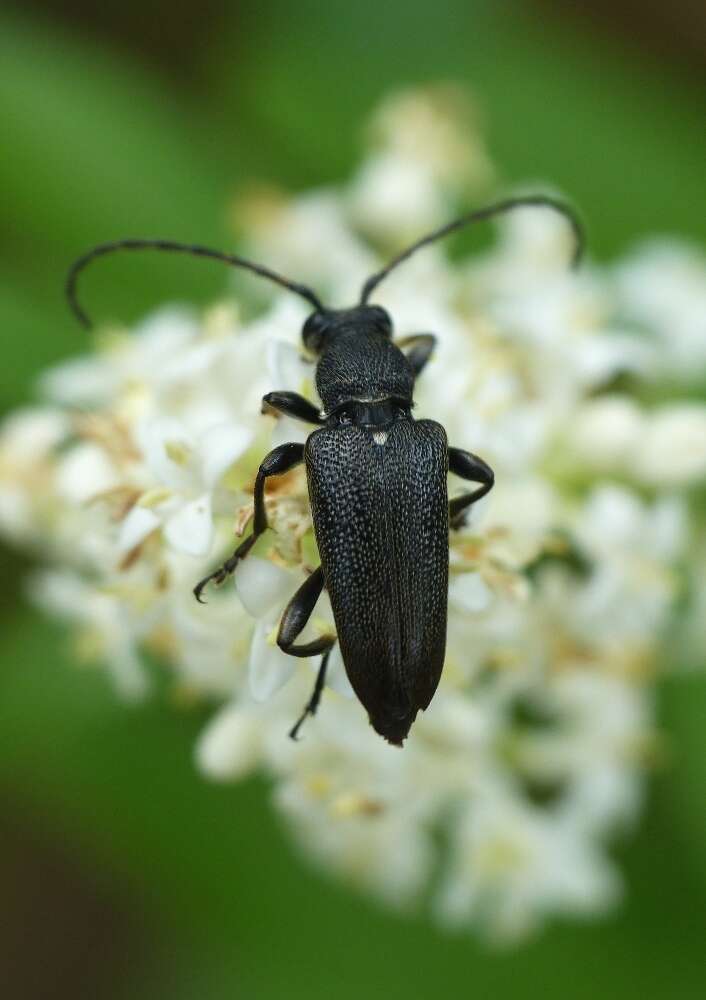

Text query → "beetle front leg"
[448,446,495,530]
[262,390,323,425]
[396,334,437,378]
[276,566,336,739]
[193,441,304,602]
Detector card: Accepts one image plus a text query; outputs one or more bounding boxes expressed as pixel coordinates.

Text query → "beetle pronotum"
[67,196,583,744]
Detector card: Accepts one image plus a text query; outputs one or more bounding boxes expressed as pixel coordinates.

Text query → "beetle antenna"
[359,195,585,304]
[66,238,325,329]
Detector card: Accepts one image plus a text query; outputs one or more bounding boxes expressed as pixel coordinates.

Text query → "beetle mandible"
[67,195,583,744]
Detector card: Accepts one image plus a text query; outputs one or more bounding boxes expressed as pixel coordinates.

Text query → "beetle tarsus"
[288,647,332,741]
[192,534,256,602]
[449,510,471,531]
[193,567,228,604]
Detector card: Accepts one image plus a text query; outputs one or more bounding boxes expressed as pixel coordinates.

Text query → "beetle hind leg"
[448,446,495,530]
[276,566,336,740]
[288,648,333,741]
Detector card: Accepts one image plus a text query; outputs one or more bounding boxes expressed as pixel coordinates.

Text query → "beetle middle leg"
[276,566,336,739]
[396,334,437,378]
[193,441,304,602]
[448,446,495,529]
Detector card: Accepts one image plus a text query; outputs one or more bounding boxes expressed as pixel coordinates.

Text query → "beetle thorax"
[315,332,414,414]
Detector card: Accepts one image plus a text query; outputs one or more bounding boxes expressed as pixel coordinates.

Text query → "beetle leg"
[261,390,323,424]
[396,333,437,378]
[276,566,337,739]
[288,649,332,741]
[448,446,495,529]
[193,441,304,602]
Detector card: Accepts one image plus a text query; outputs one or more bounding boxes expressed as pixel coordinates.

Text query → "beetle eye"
[302,310,331,353]
[337,407,354,426]
[366,305,392,335]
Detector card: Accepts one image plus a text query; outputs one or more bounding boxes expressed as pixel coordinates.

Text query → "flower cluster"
[1,86,704,942]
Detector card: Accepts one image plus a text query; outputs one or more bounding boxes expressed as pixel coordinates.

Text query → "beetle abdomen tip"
[369,710,417,746]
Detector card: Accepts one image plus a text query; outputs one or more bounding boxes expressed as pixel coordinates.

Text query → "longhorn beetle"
[67,196,583,745]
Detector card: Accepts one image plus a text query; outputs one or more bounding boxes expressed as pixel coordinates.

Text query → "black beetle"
[66,195,583,744]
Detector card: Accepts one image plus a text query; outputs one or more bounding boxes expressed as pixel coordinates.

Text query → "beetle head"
[302,305,392,354]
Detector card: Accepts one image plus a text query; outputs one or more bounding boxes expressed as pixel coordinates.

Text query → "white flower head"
[1,84,704,944]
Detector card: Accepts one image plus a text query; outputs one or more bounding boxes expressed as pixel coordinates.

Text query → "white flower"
[615,240,706,380]
[570,395,645,472]
[633,404,706,487]
[565,397,706,488]
[30,568,151,699]
[349,85,493,243]
[234,556,353,704]
[0,407,70,539]
[236,557,304,700]
[241,191,376,304]
[1,84,704,943]
[118,414,253,558]
[196,703,264,780]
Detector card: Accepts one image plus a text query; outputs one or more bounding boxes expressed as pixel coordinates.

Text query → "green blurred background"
[1,2,705,997]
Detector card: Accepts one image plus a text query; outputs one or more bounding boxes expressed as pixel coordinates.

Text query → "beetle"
[67,195,583,744]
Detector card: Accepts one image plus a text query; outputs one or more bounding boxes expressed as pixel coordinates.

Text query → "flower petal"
[248,621,296,701]
[55,443,119,503]
[449,572,492,613]
[636,404,706,486]
[266,339,313,394]
[163,493,213,556]
[117,505,161,554]
[0,407,69,460]
[269,415,309,449]
[139,417,196,491]
[235,557,297,619]
[196,703,263,780]
[199,421,254,488]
